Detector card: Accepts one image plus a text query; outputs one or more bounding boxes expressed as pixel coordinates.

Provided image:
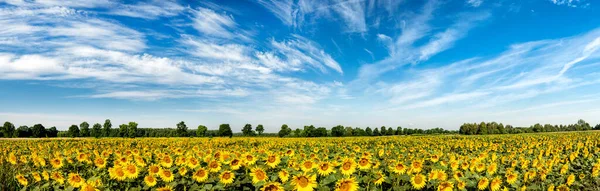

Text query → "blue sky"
[1,0,600,131]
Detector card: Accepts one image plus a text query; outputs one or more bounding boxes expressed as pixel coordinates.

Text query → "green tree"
[68,125,80,138]
[278,124,291,137]
[396,126,402,135]
[331,125,345,137]
[80,122,90,137]
[380,126,387,136]
[294,128,302,137]
[314,127,328,137]
[386,127,395,135]
[103,119,112,137]
[176,121,188,137]
[128,122,138,138]
[303,125,316,137]
[2,121,16,138]
[256,124,264,136]
[119,124,128,137]
[373,128,380,136]
[47,126,58,137]
[344,127,354,136]
[218,124,233,138]
[91,123,102,138]
[31,124,46,138]
[365,127,372,136]
[196,125,208,137]
[16,126,31,137]
[242,124,255,136]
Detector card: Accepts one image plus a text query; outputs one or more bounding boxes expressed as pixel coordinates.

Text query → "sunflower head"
[335,177,358,191]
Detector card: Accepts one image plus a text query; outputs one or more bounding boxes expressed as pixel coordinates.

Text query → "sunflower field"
[1,132,600,191]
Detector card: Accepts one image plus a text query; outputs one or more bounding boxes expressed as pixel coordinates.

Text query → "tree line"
[459,119,600,135]
[1,119,458,138]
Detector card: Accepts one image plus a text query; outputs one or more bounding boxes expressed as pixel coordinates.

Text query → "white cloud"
[259,35,343,74]
[182,37,250,62]
[332,0,367,33]
[192,7,238,39]
[466,0,483,7]
[549,0,588,7]
[108,0,184,19]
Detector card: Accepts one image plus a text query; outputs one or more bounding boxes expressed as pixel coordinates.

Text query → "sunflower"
[94,157,107,169]
[192,168,209,183]
[411,160,424,173]
[8,153,17,165]
[250,167,269,184]
[261,182,284,191]
[340,158,357,176]
[566,174,575,186]
[67,173,85,188]
[335,177,358,191]
[391,162,407,174]
[80,183,99,191]
[490,176,502,191]
[124,163,139,179]
[156,186,173,191]
[457,180,466,190]
[244,154,257,166]
[506,172,518,184]
[372,171,385,185]
[31,172,42,182]
[278,170,290,182]
[161,155,173,168]
[437,181,453,191]
[159,169,175,182]
[219,171,235,185]
[301,160,315,172]
[410,173,427,190]
[51,171,65,184]
[488,163,498,175]
[108,167,127,181]
[266,154,281,168]
[556,184,570,191]
[42,171,49,180]
[15,174,28,186]
[50,158,63,169]
[230,158,242,170]
[148,164,161,175]
[317,162,334,176]
[548,184,555,191]
[560,164,569,175]
[208,160,222,172]
[292,173,317,191]
[477,177,489,190]
[357,157,371,170]
[143,175,157,187]
[187,157,200,169]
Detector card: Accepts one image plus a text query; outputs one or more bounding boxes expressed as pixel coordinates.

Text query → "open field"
[2,132,600,191]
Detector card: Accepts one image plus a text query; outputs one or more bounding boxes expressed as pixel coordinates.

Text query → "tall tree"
[373,128,380,136]
[380,126,387,136]
[91,123,102,138]
[218,124,233,138]
[331,125,345,137]
[294,128,302,137]
[80,122,90,137]
[119,124,128,138]
[256,124,265,136]
[68,125,80,138]
[196,125,208,137]
[128,122,138,138]
[103,119,112,137]
[242,124,254,136]
[344,127,354,136]
[365,127,372,136]
[396,126,402,135]
[386,127,395,135]
[2,121,16,138]
[278,124,291,137]
[176,121,188,137]
[16,126,31,137]
[47,126,58,137]
[314,127,328,137]
[31,124,46,138]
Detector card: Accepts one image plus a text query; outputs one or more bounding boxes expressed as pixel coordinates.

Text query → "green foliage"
[68,124,79,137]
[241,124,255,136]
[365,127,372,136]
[459,119,594,135]
[103,119,112,137]
[2,121,15,138]
[128,122,138,138]
[80,121,90,137]
[331,125,345,137]
[47,126,58,137]
[91,123,102,138]
[119,124,128,138]
[218,124,233,137]
[196,125,208,137]
[176,121,188,137]
[256,124,264,135]
[31,124,46,138]
[278,124,291,137]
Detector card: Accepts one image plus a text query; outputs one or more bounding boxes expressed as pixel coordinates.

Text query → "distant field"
[2,132,599,191]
